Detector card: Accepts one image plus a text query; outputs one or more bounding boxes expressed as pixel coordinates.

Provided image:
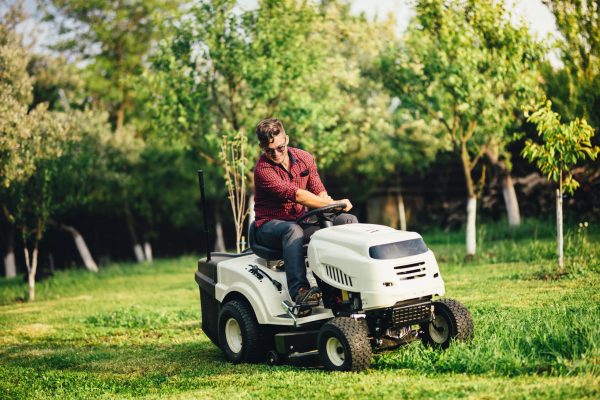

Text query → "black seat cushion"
[249,222,283,261]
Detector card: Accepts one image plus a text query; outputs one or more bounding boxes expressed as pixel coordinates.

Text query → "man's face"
[263,134,288,164]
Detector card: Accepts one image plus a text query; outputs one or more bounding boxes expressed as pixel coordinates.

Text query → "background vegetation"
[1,0,598,281]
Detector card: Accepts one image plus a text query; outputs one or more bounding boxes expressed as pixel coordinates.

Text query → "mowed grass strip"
[0,225,599,399]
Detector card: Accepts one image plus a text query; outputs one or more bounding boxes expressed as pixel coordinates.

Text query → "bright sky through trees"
[10,0,558,53]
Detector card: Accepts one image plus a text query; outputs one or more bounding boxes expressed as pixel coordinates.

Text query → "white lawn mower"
[194,171,474,371]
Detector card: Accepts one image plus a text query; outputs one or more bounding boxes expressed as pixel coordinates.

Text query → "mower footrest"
[275,330,319,355]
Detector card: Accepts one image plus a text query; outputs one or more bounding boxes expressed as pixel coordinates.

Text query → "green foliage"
[146,0,396,173]
[522,100,599,194]
[28,54,84,111]
[542,0,600,130]
[41,0,181,129]
[381,0,545,196]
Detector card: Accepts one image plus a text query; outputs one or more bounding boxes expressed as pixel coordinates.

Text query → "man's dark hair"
[256,118,286,148]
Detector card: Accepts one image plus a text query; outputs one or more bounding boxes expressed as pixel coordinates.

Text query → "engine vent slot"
[323,264,353,287]
[394,261,426,280]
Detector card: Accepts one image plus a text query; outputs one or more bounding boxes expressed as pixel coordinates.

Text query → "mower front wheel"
[318,317,372,371]
[421,298,473,348]
[218,299,265,363]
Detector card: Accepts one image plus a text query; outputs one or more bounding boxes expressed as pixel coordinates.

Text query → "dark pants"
[255,213,358,299]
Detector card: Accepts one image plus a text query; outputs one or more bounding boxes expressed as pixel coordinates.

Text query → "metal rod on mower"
[197,170,211,262]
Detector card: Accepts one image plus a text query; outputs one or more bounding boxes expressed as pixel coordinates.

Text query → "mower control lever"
[248,264,282,292]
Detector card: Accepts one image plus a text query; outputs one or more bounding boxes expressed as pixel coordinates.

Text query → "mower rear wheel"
[421,298,473,349]
[218,299,265,363]
[318,317,372,371]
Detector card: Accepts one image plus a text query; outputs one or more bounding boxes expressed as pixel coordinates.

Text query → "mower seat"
[249,222,283,261]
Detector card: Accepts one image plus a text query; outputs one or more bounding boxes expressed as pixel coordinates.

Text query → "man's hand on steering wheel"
[338,198,352,212]
[296,199,352,225]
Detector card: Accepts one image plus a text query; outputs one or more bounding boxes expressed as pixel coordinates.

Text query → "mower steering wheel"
[296,201,348,225]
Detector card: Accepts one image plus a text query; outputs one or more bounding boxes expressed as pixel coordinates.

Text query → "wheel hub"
[429,315,449,343]
[325,337,345,366]
[225,318,243,353]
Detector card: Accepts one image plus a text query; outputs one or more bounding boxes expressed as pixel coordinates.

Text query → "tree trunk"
[125,208,144,263]
[51,221,98,272]
[4,228,16,278]
[502,175,521,226]
[466,196,477,257]
[143,241,153,263]
[486,149,521,227]
[556,188,564,272]
[396,193,407,231]
[247,194,255,242]
[461,140,477,258]
[24,243,39,302]
[214,213,226,252]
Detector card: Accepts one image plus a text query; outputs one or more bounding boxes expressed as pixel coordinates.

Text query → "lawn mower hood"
[307,224,445,310]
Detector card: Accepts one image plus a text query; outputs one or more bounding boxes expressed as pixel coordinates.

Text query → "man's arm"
[318,191,332,200]
[296,189,352,211]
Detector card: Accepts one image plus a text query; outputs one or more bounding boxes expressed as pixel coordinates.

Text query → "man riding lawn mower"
[194,119,473,371]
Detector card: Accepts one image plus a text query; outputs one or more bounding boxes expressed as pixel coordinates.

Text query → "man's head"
[256,118,289,164]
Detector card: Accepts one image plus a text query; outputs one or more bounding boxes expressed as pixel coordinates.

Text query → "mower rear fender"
[214,255,294,325]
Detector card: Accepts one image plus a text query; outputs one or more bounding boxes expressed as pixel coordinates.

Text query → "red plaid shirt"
[254,147,326,228]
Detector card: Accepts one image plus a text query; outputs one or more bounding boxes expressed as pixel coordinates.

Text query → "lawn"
[0,221,599,399]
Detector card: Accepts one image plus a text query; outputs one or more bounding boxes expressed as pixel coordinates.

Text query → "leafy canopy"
[522,100,599,195]
[380,0,544,195]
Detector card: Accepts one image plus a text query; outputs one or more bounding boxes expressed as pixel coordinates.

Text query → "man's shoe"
[295,286,322,306]
[294,287,321,317]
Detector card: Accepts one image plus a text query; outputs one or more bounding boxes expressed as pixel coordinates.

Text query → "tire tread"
[219,299,265,363]
[320,317,372,371]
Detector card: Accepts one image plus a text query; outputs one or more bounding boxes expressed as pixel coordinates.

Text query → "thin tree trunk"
[461,140,477,258]
[51,221,98,272]
[247,194,255,242]
[4,228,16,278]
[24,243,39,302]
[397,193,407,231]
[125,207,144,263]
[133,244,145,263]
[466,196,477,257]
[502,175,521,226]
[557,188,564,272]
[214,213,226,252]
[486,149,521,227]
[143,241,153,263]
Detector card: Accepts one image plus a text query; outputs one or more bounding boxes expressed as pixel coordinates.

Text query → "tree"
[220,130,250,253]
[1,7,69,286]
[380,0,544,256]
[522,100,599,273]
[41,0,181,130]
[542,0,599,131]
[145,0,400,239]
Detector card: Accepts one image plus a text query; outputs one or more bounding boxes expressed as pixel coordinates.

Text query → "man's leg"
[255,220,308,299]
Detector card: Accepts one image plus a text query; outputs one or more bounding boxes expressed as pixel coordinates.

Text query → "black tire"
[317,317,372,371]
[218,299,265,363]
[421,298,474,349]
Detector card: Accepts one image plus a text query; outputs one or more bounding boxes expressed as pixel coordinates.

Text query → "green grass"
[1,221,599,399]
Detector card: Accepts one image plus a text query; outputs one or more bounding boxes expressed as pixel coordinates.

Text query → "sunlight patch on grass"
[12,323,55,338]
